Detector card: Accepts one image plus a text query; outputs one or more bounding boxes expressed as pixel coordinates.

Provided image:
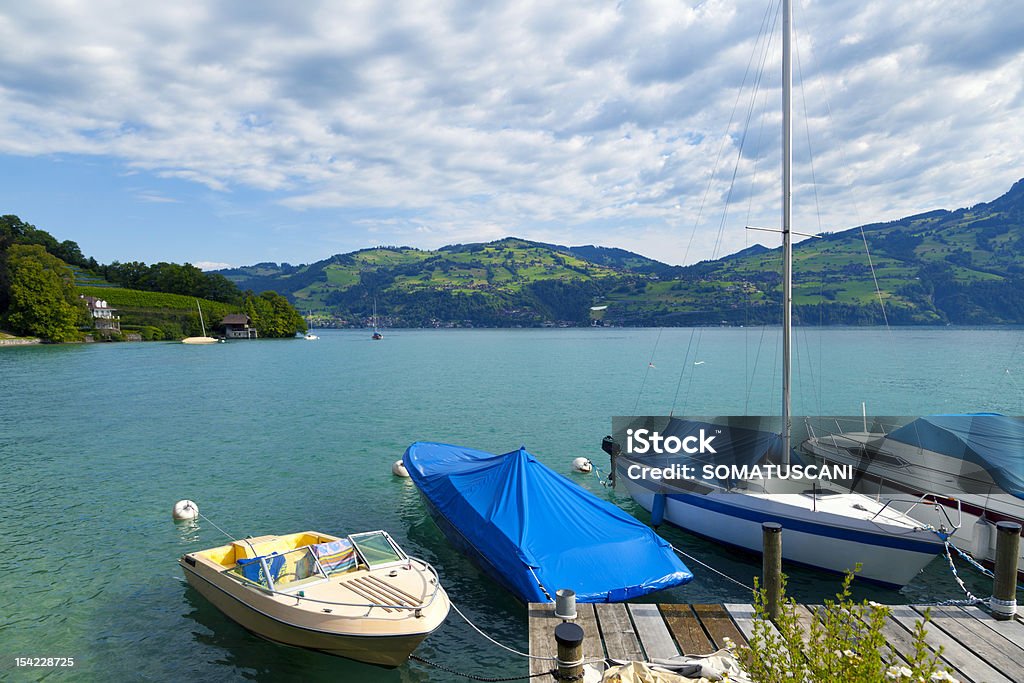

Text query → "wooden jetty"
[528,601,1024,683]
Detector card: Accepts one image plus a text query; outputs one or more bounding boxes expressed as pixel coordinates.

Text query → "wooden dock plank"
[724,603,780,644]
[627,603,679,660]
[527,602,559,679]
[962,605,1024,649]
[791,604,817,648]
[888,605,1011,683]
[595,602,644,661]
[660,604,715,655]
[576,603,606,664]
[694,603,747,648]
[914,605,1024,683]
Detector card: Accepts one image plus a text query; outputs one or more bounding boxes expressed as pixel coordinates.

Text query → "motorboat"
[179,529,449,667]
[403,441,693,603]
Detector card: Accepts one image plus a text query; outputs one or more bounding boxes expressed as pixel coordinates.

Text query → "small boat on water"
[403,441,693,604]
[182,299,222,344]
[179,529,449,667]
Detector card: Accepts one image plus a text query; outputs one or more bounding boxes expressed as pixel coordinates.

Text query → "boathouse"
[222,313,258,339]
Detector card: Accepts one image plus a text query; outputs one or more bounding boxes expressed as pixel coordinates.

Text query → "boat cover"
[403,441,693,603]
[887,414,1024,500]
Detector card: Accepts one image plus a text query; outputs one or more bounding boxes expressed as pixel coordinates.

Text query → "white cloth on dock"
[601,649,752,683]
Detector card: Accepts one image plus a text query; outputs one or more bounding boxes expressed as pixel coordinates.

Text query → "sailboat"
[800,413,1024,580]
[608,0,948,588]
[371,298,383,340]
[182,300,221,344]
[304,311,319,340]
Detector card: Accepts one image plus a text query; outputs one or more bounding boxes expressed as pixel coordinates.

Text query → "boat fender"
[972,517,994,559]
[392,460,410,477]
[572,457,593,473]
[172,499,199,521]
[651,493,666,528]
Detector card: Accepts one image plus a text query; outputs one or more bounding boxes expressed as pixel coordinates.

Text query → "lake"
[1,327,1020,681]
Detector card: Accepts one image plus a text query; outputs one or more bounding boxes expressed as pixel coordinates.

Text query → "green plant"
[738,569,958,682]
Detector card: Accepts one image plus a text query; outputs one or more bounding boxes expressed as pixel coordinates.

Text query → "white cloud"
[193,261,232,271]
[1,0,1022,265]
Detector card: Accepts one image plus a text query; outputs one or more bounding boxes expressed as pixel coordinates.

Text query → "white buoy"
[172,499,199,521]
[572,457,593,473]
[392,460,410,477]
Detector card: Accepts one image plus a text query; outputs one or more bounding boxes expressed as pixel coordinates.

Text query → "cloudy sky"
[1,1,1021,269]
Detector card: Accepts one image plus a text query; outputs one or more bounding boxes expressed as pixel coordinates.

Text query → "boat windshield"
[349,531,406,569]
[227,547,328,592]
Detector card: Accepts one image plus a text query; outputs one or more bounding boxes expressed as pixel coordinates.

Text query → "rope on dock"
[670,545,755,593]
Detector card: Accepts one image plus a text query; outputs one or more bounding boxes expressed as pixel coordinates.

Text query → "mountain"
[216,179,1024,327]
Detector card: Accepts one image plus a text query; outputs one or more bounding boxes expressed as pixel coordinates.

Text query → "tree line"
[0,215,305,341]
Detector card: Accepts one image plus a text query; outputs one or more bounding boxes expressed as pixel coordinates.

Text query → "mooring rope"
[671,545,755,593]
[409,654,558,681]
[450,602,555,661]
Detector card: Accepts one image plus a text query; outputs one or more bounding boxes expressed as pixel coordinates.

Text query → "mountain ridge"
[215,178,1024,327]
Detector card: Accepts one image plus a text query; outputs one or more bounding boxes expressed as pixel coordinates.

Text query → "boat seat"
[313,540,357,574]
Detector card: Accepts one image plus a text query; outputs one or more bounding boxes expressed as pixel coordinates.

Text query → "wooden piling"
[991,521,1021,620]
[762,522,783,620]
[555,621,584,682]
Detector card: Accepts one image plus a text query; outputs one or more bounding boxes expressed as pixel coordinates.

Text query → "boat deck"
[528,602,1024,683]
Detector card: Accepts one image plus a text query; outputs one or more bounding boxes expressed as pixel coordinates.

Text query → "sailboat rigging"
[371,298,383,340]
[606,0,950,587]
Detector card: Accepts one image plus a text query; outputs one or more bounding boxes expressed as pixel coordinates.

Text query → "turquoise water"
[1,327,1020,681]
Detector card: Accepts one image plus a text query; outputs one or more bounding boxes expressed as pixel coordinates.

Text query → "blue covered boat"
[402,441,693,604]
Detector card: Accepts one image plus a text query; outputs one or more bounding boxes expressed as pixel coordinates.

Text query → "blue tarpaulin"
[886,414,1024,501]
[403,441,693,603]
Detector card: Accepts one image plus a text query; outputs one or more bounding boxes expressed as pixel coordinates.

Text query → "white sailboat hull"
[803,434,1024,579]
[619,466,945,587]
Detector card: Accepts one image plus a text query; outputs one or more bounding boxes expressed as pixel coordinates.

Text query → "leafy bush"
[738,570,958,683]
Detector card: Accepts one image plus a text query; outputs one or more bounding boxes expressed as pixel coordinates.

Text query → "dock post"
[991,521,1021,620]
[762,522,783,620]
[554,621,585,682]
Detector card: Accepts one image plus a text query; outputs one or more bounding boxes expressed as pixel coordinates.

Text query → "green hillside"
[218,178,1024,327]
[220,238,629,326]
[76,286,238,340]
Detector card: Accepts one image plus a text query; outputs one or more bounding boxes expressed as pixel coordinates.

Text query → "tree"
[244,290,305,337]
[3,244,87,341]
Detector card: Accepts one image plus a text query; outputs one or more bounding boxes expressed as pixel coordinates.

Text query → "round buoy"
[172,499,199,521]
[392,460,410,477]
[572,457,593,473]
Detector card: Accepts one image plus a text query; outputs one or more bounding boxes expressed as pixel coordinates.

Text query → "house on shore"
[80,296,121,335]
[222,313,258,339]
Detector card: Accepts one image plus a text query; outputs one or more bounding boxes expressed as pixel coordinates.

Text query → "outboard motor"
[601,436,621,486]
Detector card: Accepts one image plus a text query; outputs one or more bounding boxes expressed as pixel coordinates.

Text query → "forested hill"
[217,177,1024,327]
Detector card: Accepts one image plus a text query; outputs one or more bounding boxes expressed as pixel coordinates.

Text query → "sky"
[1,1,1022,270]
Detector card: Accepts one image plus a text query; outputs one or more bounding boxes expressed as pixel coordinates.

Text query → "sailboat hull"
[618,463,945,588]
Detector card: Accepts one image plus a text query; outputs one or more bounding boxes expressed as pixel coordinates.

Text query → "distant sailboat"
[182,300,221,344]
[371,298,383,340]
[304,311,319,340]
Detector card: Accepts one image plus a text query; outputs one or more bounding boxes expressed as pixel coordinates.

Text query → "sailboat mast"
[197,300,208,337]
[781,0,793,464]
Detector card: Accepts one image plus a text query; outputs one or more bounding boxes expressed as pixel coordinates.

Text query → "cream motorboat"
[179,529,450,667]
